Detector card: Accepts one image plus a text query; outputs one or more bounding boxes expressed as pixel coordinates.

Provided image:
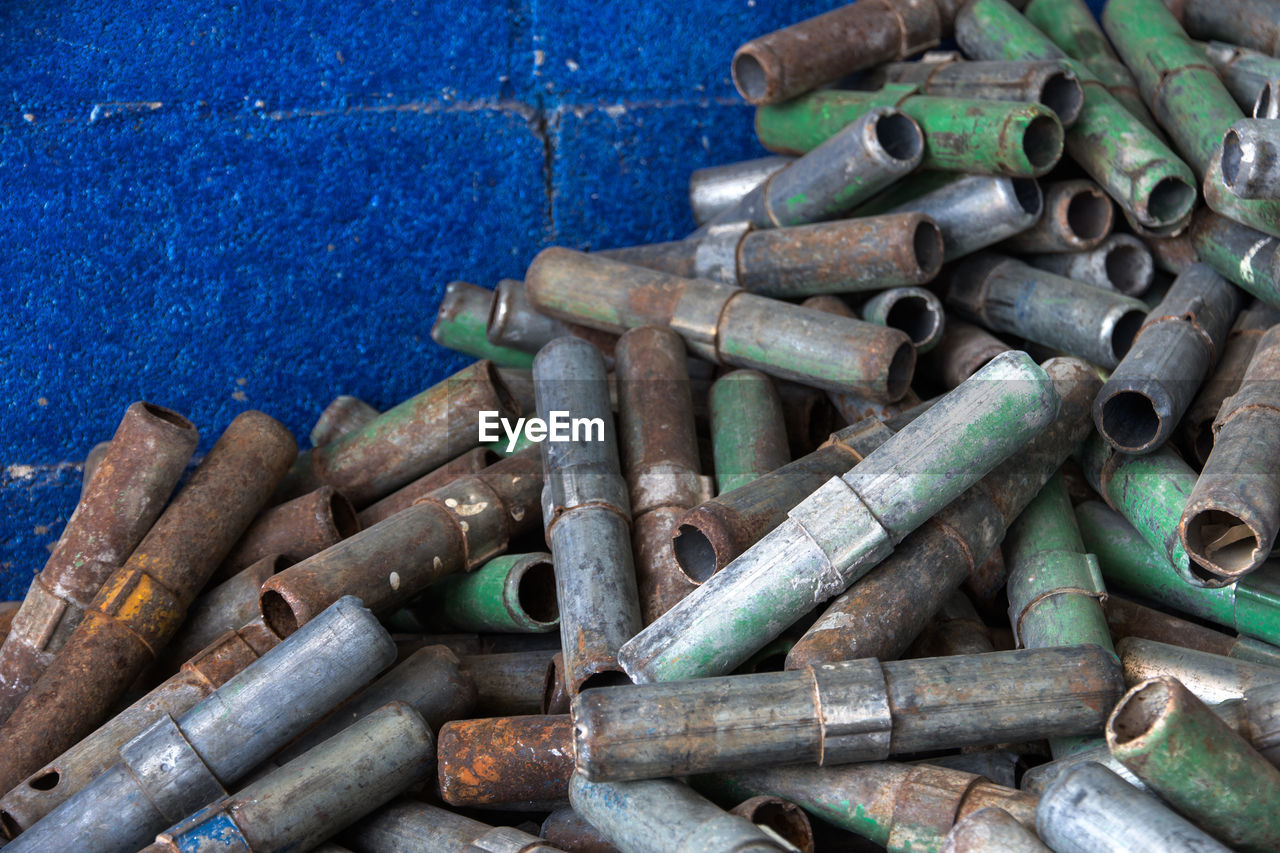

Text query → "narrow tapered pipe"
[1119,637,1280,704]
[1206,41,1280,115]
[605,214,944,297]
[860,286,945,353]
[1078,500,1280,647]
[1181,324,1280,583]
[707,108,925,230]
[310,396,380,448]
[1204,134,1280,239]
[259,447,543,635]
[417,553,559,634]
[214,485,359,582]
[1024,0,1163,133]
[438,715,573,810]
[1001,180,1114,253]
[570,774,791,853]
[616,327,703,623]
[162,555,290,669]
[619,351,1059,683]
[487,278,620,361]
[1078,435,1202,585]
[1094,263,1240,455]
[956,0,1198,234]
[0,620,282,838]
[1164,0,1280,65]
[357,446,497,527]
[1222,119,1280,199]
[430,280,538,368]
[574,646,1121,781]
[1025,234,1154,297]
[535,338,640,694]
[1177,299,1280,465]
[0,411,296,796]
[688,156,791,226]
[525,248,916,401]
[883,174,1044,262]
[277,360,517,506]
[946,253,1148,369]
[916,319,1013,391]
[730,0,943,105]
[701,762,1038,853]
[343,800,563,853]
[5,598,394,853]
[673,416,899,583]
[942,807,1049,853]
[756,88,1064,177]
[1109,676,1280,851]
[142,702,433,853]
[708,370,789,495]
[0,401,198,724]
[1037,762,1232,853]
[1103,0,1244,178]
[877,58,1083,126]
[789,359,1100,669]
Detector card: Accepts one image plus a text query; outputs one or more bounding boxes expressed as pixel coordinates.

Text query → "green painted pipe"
[1075,500,1280,649]
[1189,211,1280,310]
[1109,676,1280,852]
[1023,0,1162,134]
[1077,433,1203,585]
[709,370,790,495]
[422,553,559,633]
[1102,0,1243,179]
[755,85,1063,177]
[1204,147,1280,241]
[429,281,536,369]
[955,0,1197,234]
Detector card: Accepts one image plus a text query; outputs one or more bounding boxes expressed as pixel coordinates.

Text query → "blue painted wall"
[0,0,1109,597]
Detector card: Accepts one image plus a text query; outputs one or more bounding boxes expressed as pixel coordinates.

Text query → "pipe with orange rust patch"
[258,446,543,638]
[525,247,916,402]
[0,402,198,725]
[603,213,943,297]
[212,485,360,583]
[535,338,641,694]
[274,359,518,507]
[616,327,704,623]
[0,410,296,797]
[574,645,1121,782]
[438,715,574,811]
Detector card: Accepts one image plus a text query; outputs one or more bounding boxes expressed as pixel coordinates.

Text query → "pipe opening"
[742,801,813,851]
[885,341,916,401]
[141,403,195,430]
[579,670,633,693]
[1184,508,1262,576]
[1040,72,1083,125]
[1022,115,1063,170]
[327,491,361,538]
[912,221,944,277]
[1012,178,1044,216]
[1222,129,1244,189]
[874,113,924,162]
[27,769,59,791]
[260,589,301,638]
[1110,678,1170,745]
[732,50,770,103]
[1256,84,1276,119]
[1066,190,1111,242]
[1193,424,1215,468]
[1100,390,1161,451]
[1110,309,1146,363]
[885,295,942,348]
[1,811,21,840]
[1104,244,1153,296]
[542,657,566,714]
[517,559,560,625]
[1147,177,1197,226]
[673,524,719,583]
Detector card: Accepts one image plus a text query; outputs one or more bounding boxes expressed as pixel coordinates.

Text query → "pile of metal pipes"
[2,0,1280,850]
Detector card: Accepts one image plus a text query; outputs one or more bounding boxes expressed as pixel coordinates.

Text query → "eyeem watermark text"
[479,411,605,453]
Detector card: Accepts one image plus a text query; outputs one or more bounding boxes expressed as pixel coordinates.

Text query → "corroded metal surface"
[0,411,296,796]
[878,58,1083,126]
[1001,179,1113,253]
[430,280,537,369]
[1118,637,1280,704]
[860,286,945,353]
[345,799,565,852]
[1025,234,1154,296]
[729,796,815,853]
[1164,0,1280,67]
[357,446,497,526]
[688,156,791,225]
[1203,144,1280,241]
[708,370,789,496]
[540,807,620,853]
[906,591,996,658]
[916,318,1013,392]
[259,447,543,636]
[438,714,574,810]
[419,552,559,634]
[884,174,1044,262]
[941,807,1049,853]
[163,554,289,669]
[0,402,198,724]
[309,395,380,448]
[1221,118,1280,199]
[215,485,358,582]
[488,278,621,362]
[461,648,558,717]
